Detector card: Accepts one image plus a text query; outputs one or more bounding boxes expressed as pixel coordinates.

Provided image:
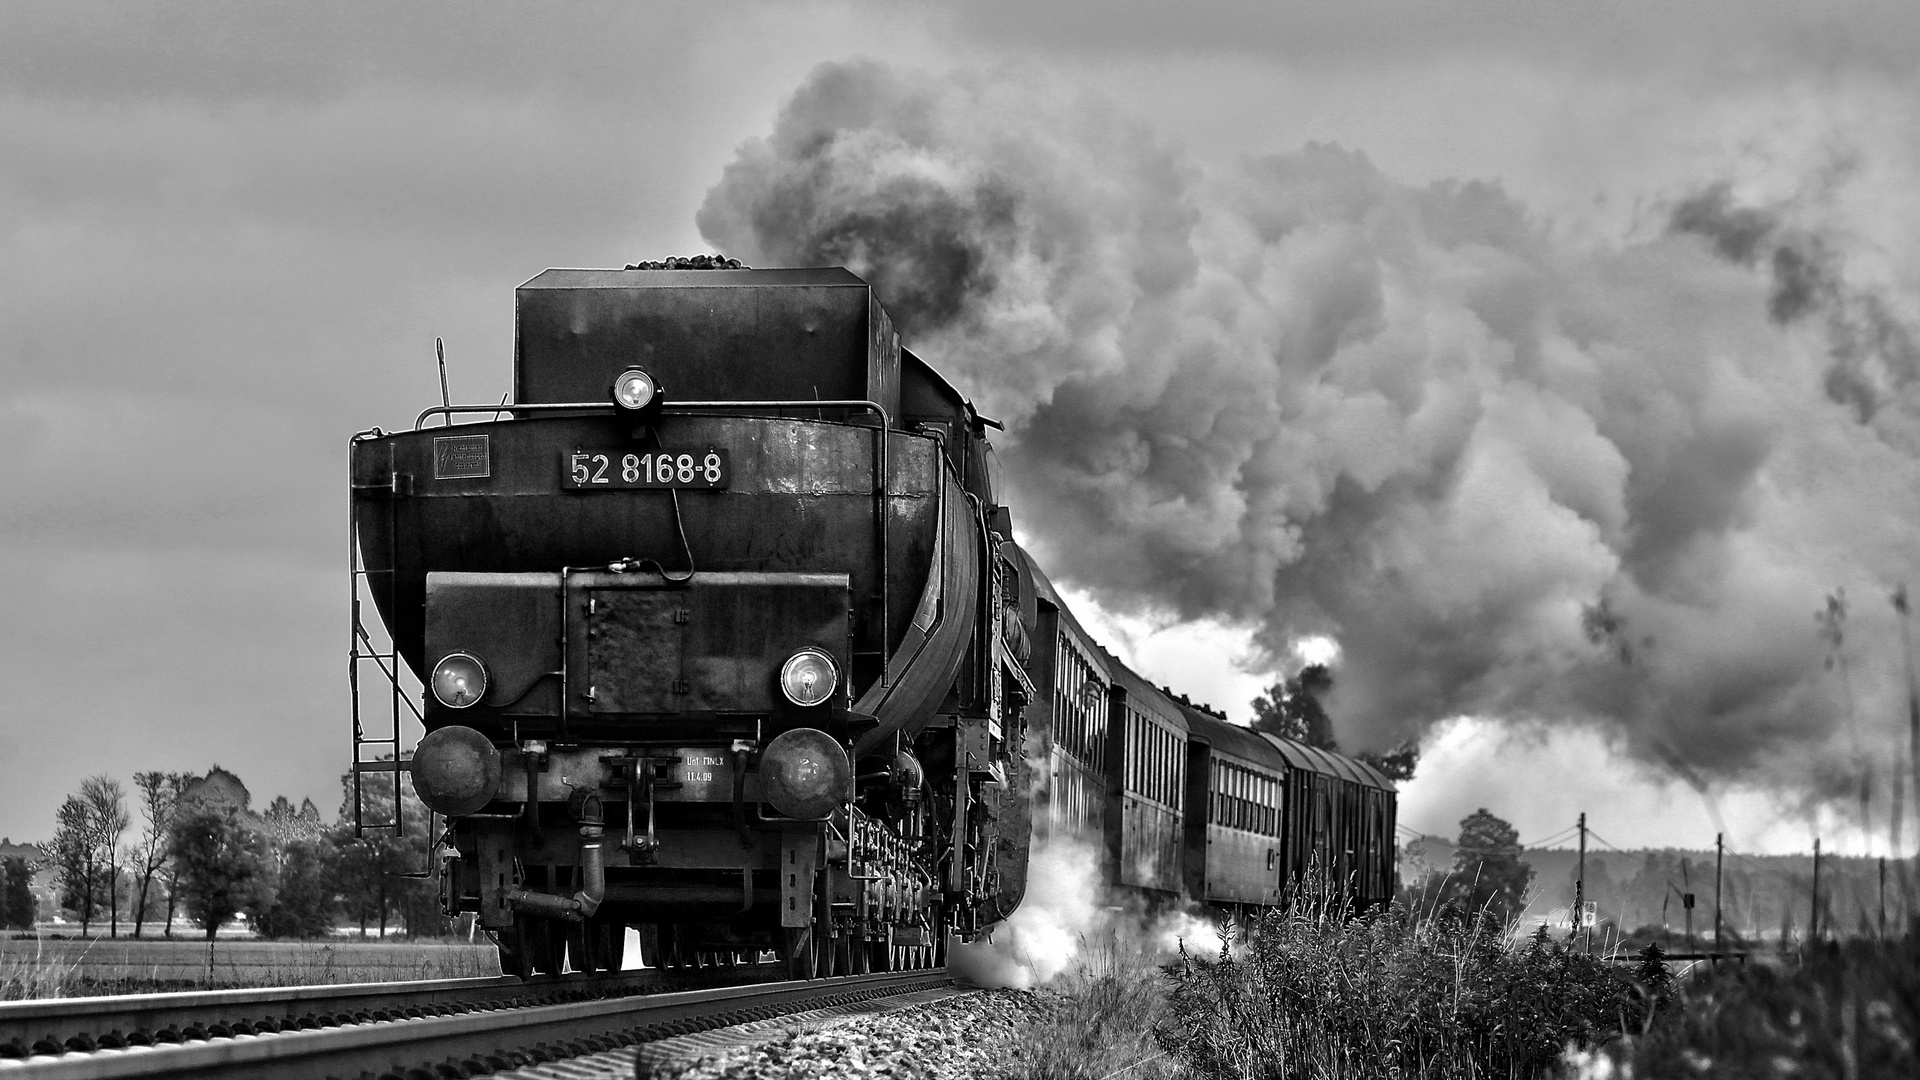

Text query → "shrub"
[1580,935,1920,1078]
[1157,886,1660,1079]
[248,839,338,939]
[1007,931,1177,1080]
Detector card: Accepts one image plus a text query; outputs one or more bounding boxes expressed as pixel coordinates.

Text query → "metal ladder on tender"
[347,434,426,845]
[348,516,422,840]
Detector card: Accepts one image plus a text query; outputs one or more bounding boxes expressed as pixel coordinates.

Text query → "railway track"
[0,967,955,1079]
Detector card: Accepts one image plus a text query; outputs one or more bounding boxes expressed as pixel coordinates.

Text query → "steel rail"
[0,965,787,1060]
[1,968,950,1079]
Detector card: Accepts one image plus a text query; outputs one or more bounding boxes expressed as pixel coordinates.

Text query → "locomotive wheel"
[781,926,815,980]
[562,920,590,974]
[812,932,831,978]
[516,916,560,977]
[492,929,527,978]
[576,910,622,972]
[636,923,661,969]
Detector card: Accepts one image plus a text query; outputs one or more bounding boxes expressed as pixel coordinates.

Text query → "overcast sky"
[4,1,1918,856]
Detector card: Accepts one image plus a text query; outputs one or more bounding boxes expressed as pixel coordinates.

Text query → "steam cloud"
[947,837,1224,989]
[698,60,1920,807]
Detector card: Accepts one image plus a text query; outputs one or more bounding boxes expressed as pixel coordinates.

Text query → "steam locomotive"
[347,263,1395,978]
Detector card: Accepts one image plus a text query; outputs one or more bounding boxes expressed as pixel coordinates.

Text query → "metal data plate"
[561,448,730,490]
[434,434,490,479]
[663,748,736,802]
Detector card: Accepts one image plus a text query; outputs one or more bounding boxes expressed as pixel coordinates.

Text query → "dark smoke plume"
[1669,182,1920,430]
[699,60,1920,803]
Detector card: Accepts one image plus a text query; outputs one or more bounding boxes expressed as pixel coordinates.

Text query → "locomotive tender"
[348,263,1395,978]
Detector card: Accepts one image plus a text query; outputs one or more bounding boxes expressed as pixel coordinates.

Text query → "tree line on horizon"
[20,766,442,941]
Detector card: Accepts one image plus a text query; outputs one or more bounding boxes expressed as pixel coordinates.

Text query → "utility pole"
[1714,832,1724,967]
[1575,813,1588,953]
[1896,585,1919,860]
[1681,857,1694,952]
[1811,837,1822,943]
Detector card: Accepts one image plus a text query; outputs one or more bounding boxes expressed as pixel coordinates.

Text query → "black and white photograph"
[2,2,1917,1077]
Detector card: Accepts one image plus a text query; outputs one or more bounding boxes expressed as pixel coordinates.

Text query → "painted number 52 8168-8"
[561,449,730,490]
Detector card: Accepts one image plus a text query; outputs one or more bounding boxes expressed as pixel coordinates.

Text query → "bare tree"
[130,771,191,938]
[79,776,129,937]
[50,796,98,934]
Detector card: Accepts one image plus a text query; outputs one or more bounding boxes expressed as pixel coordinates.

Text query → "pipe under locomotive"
[349,263,1397,979]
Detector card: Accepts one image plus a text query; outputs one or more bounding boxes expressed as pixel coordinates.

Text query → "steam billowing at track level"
[698,59,1920,809]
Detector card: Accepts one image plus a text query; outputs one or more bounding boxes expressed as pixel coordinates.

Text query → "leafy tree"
[129,771,192,938]
[249,838,338,939]
[261,796,326,873]
[168,806,268,942]
[1251,664,1338,748]
[244,792,335,940]
[1358,742,1420,782]
[1252,664,1420,780]
[332,766,440,937]
[1446,808,1535,925]
[1,855,36,930]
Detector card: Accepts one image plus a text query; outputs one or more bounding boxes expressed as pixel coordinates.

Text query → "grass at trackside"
[1000,934,1181,1080]
[0,936,499,1000]
[1001,894,1918,1079]
[1569,935,1920,1079]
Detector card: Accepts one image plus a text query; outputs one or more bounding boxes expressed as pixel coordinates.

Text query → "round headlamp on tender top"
[411,724,502,817]
[779,647,838,707]
[430,652,488,709]
[760,727,851,820]
[611,367,658,411]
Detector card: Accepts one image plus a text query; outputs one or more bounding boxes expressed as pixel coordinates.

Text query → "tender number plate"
[562,449,730,490]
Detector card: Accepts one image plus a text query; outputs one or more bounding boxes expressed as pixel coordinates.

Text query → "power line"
[1585,828,1630,853]
[1393,821,1582,852]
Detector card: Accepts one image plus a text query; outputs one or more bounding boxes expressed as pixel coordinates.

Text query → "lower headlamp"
[430,652,488,708]
[779,647,838,707]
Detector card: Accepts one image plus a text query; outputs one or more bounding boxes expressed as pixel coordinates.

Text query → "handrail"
[414,399,891,430]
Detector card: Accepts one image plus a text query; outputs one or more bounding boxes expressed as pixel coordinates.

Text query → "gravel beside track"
[634,988,1036,1079]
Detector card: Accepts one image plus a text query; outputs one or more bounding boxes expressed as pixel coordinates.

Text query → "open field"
[0,936,499,997]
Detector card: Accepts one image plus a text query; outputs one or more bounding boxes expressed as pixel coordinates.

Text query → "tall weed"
[0,939,86,1000]
[1572,935,1919,1078]
[1006,930,1181,1080]
[1157,883,1658,1079]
